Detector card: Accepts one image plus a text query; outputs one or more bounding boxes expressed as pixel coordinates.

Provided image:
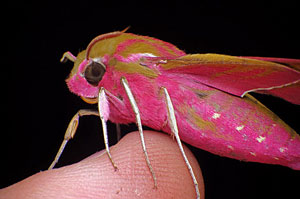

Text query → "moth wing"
[241,56,300,71]
[157,54,300,105]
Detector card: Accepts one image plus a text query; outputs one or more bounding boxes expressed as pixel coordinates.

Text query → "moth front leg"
[121,77,157,188]
[98,87,117,170]
[161,87,201,199]
[48,109,99,169]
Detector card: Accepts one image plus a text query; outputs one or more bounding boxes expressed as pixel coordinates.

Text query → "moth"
[49,30,300,199]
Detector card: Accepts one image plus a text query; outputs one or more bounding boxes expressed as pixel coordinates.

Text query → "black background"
[3,0,300,198]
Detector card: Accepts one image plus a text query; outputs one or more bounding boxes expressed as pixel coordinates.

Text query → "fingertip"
[1,131,204,199]
[86,130,204,198]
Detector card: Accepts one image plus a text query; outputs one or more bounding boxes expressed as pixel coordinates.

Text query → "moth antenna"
[86,31,125,60]
[121,26,130,33]
[60,51,76,63]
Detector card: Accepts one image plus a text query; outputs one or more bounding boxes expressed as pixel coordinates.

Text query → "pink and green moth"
[49,30,300,199]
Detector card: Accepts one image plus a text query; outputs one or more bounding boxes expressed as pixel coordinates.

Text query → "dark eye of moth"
[84,61,106,86]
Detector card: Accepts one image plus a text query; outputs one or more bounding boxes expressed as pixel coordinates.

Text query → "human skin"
[0,131,204,199]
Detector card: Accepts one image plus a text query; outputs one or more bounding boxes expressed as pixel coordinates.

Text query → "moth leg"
[121,77,157,188]
[98,88,117,170]
[48,109,99,169]
[116,123,121,141]
[161,87,201,199]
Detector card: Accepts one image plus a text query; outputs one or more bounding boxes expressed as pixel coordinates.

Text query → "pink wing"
[241,57,300,104]
[241,56,300,71]
[156,54,300,104]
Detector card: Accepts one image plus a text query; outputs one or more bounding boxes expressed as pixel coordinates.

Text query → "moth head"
[61,51,104,103]
[62,30,130,103]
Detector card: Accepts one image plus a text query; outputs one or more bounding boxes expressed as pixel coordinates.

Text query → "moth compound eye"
[84,61,106,86]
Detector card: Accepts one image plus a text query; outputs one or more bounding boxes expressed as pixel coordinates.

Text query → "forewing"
[157,54,300,104]
[241,56,300,72]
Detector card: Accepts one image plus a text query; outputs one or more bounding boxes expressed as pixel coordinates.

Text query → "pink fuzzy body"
[158,74,300,170]
[100,68,300,170]
[66,32,300,170]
